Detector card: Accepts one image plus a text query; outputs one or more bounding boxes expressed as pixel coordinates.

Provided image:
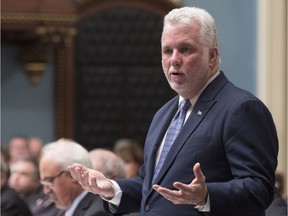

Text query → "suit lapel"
[72,193,94,216]
[145,97,179,187]
[150,72,229,186]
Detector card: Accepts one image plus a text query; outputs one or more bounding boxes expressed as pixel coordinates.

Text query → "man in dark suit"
[39,139,110,216]
[68,7,278,216]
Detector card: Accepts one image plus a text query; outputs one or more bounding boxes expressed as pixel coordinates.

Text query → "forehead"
[10,138,27,147]
[39,156,61,177]
[161,23,202,45]
[12,161,35,172]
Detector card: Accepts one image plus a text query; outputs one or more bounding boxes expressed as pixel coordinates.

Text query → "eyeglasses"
[40,170,67,189]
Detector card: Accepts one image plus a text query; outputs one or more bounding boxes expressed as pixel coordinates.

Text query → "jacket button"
[145,205,150,211]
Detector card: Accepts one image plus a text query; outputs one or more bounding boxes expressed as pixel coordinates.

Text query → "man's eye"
[180,47,191,53]
[162,49,172,55]
[43,177,53,182]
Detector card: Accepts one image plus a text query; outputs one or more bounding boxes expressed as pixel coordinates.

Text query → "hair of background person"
[40,138,92,171]
[113,138,144,165]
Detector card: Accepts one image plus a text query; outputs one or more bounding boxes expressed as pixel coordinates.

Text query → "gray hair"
[89,149,126,179]
[40,138,92,170]
[163,7,218,49]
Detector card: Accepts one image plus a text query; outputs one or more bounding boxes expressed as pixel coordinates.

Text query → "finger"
[68,163,87,180]
[82,171,91,187]
[155,189,172,200]
[153,185,186,205]
[152,184,160,191]
[68,166,76,178]
[153,185,177,198]
[69,167,81,181]
[68,163,84,171]
[193,163,205,183]
[173,182,190,192]
[68,167,79,180]
[90,176,101,194]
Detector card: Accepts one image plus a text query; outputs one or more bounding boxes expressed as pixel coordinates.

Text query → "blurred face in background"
[9,137,30,165]
[28,137,43,160]
[125,161,141,178]
[9,160,39,197]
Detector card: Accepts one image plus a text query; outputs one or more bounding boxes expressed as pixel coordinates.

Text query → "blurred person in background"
[1,150,33,216]
[9,156,63,216]
[89,148,126,179]
[8,134,30,167]
[39,138,110,216]
[113,138,144,178]
[28,137,44,161]
[1,146,10,174]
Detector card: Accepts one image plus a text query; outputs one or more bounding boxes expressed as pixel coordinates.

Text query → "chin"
[171,85,186,95]
[55,203,66,210]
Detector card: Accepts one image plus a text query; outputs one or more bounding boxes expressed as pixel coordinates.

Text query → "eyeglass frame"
[40,170,67,189]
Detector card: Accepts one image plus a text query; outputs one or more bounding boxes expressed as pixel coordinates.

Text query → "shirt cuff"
[100,180,123,206]
[194,194,210,212]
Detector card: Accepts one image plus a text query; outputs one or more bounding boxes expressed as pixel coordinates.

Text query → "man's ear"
[209,48,218,69]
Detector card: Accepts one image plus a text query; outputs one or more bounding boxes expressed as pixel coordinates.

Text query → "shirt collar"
[65,191,88,216]
[179,70,220,107]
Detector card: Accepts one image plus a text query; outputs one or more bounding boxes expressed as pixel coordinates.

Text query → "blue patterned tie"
[152,99,191,184]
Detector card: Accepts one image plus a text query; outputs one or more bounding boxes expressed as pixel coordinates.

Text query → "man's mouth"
[171,71,180,75]
[170,71,184,77]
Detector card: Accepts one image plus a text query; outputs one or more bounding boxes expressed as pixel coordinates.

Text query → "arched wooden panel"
[72,1,177,150]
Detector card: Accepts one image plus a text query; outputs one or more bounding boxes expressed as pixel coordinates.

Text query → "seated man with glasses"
[39,138,111,216]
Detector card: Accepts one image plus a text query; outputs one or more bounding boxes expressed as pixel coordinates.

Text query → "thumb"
[193,163,205,183]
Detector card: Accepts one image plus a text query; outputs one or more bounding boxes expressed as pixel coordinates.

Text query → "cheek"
[161,60,170,80]
[54,180,73,201]
[161,58,169,70]
[186,56,209,74]
[18,178,31,189]
[52,186,67,204]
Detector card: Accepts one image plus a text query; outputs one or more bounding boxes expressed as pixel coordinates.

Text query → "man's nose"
[42,184,52,194]
[171,52,182,67]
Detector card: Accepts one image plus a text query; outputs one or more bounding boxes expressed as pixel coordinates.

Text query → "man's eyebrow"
[161,45,170,49]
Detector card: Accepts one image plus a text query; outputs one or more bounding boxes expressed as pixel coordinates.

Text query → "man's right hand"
[68,163,116,199]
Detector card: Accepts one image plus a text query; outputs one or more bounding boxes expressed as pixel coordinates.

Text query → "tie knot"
[179,99,191,112]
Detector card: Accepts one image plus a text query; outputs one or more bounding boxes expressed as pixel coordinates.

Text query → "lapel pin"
[197,110,202,116]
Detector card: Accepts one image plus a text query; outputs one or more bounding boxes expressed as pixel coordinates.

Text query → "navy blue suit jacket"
[112,72,278,216]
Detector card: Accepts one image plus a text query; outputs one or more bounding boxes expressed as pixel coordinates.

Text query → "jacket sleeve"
[208,99,278,215]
